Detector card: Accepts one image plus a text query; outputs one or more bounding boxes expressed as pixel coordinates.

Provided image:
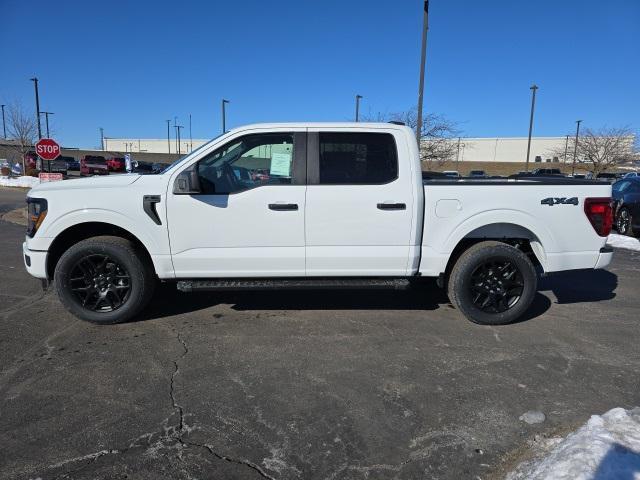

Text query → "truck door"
[166,130,307,277]
[304,129,415,276]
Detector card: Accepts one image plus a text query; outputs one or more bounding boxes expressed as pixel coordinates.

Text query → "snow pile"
[607,234,640,252]
[0,176,40,188]
[507,407,640,480]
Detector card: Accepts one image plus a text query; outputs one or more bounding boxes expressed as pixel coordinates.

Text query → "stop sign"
[35,138,61,161]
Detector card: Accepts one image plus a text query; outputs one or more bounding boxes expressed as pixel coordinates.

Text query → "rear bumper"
[595,246,614,269]
[22,242,48,279]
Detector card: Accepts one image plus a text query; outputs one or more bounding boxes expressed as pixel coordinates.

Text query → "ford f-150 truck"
[22,123,614,325]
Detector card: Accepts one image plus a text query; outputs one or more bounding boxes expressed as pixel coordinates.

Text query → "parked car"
[530,168,563,176]
[65,158,80,171]
[596,172,618,183]
[132,160,154,174]
[23,122,614,326]
[442,170,461,178]
[80,155,109,176]
[623,172,639,179]
[469,170,487,178]
[612,177,640,237]
[24,151,38,170]
[106,157,126,172]
[152,163,167,174]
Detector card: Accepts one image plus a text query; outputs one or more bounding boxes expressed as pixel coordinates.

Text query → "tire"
[54,236,156,324]
[616,207,636,237]
[447,241,537,325]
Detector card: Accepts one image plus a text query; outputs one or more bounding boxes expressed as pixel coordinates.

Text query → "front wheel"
[54,236,155,324]
[447,241,537,325]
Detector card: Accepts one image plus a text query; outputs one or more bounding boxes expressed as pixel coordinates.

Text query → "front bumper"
[22,242,48,279]
[595,246,614,269]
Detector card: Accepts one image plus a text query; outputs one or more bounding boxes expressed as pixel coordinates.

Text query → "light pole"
[40,112,54,138]
[222,99,229,133]
[525,84,538,172]
[455,137,461,170]
[99,127,104,150]
[415,0,429,146]
[175,125,184,154]
[189,113,193,151]
[563,134,569,163]
[1,104,6,138]
[571,120,582,176]
[166,120,171,154]
[355,95,363,122]
[30,77,42,139]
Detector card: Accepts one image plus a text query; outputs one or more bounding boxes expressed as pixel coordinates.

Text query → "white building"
[103,138,209,155]
[441,136,575,163]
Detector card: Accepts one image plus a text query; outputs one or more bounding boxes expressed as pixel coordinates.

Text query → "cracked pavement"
[1,186,640,479]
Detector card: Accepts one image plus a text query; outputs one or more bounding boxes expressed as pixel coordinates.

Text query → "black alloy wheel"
[68,254,131,312]
[469,258,524,313]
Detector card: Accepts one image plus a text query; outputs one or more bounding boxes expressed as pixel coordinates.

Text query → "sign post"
[35,138,62,181]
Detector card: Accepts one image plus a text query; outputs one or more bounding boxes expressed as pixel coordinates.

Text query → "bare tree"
[6,102,37,174]
[575,127,634,175]
[362,107,461,169]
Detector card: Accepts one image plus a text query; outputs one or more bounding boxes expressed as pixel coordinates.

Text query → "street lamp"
[571,120,582,176]
[355,95,363,122]
[40,111,54,138]
[525,84,539,172]
[175,125,184,154]
[1,104,6,139]
[166,119,171,154]
[30,77,42,139]
[222,99,230,133]
[563,134,569,163]
[416,0,429,146]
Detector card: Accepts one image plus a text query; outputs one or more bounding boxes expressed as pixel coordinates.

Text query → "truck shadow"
[538,268,617,304]
[137,279,553,323]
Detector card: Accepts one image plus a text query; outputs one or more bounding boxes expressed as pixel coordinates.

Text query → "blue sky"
[2,0,638,148]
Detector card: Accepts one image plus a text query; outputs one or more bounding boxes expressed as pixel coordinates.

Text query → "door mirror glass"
[173,165,202,194]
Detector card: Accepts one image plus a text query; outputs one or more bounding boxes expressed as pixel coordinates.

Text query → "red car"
[80,156,109,176]
[106,157,126,172]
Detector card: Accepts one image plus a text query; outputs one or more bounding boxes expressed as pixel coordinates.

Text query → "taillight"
[584,197,613,237]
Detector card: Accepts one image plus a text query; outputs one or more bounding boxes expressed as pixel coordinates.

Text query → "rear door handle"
[269,203,298,211]
[377,203,406,210]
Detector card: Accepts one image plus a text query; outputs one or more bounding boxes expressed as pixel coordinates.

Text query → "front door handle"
[377,203,406,211]
[269,203,298,211]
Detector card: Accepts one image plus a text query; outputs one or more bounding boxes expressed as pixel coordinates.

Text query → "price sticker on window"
[270,152,292,176]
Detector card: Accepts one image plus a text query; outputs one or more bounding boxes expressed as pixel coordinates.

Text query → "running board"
[176,278,411,293]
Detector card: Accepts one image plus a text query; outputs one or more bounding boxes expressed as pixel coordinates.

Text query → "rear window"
[318,132,397,184]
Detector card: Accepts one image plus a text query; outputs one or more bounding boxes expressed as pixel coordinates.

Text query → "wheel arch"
[46,222,156,280]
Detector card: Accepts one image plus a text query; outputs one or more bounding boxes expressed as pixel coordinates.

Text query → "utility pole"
[189,113,193,151]
[98,127,104,150]
[355,95,362,122]
[563,134,569,163]
[222,99,229,133]
[166,120,171,153]
[30,77,42,139]
[525,84,538,172]
[1,104,6,138]
[174,116,178,153]
[40,112,54,138]
[175,125,184,154]
[415,0,429,147]
[456,137,461,170]
[571,120,582,176]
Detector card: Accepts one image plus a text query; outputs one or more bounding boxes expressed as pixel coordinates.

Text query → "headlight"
[27,197,48,237]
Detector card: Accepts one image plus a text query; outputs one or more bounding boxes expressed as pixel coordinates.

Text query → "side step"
[176,278,411,293]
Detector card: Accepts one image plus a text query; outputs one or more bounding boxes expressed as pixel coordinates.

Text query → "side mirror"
[173,165,202,194]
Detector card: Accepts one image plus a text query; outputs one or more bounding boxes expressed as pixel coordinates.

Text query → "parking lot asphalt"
[1,186,639,480]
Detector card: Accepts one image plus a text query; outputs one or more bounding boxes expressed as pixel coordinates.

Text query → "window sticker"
[270,152,292,176]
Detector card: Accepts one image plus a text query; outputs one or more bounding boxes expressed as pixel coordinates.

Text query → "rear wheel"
[616,207,636,237]
[448,241,537,325]
[54,236,155,324]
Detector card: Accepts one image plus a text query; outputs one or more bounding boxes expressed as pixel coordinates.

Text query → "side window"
[196,133,294,194]
[318,133,398,185]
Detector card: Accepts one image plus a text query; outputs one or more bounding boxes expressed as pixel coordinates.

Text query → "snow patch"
[607,234,640,252]
[0,176,40,188]
[507,407,640,480]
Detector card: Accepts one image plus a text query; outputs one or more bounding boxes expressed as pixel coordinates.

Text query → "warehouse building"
[104,135,578,163]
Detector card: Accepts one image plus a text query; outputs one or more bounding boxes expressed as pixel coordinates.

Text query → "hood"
[29,174,142,193]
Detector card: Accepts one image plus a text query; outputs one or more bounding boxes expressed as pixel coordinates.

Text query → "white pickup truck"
[23,122,614,325]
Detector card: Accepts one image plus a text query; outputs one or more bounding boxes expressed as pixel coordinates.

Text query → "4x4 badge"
[541,197,579,206]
